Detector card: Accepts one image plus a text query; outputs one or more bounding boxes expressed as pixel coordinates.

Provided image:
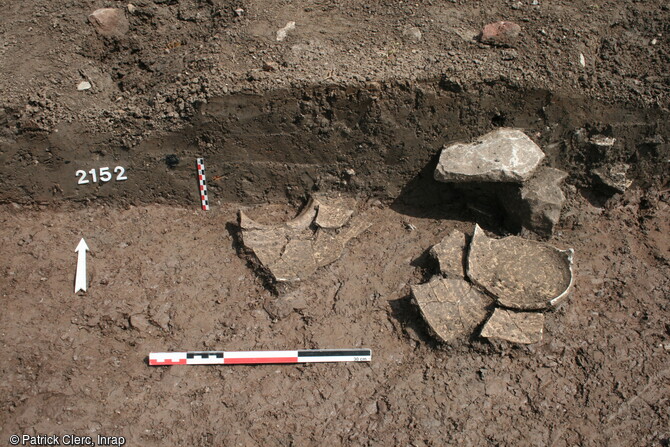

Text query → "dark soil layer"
[2,83,668,206]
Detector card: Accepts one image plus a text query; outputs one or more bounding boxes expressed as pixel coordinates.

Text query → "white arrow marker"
[74,238,89,293]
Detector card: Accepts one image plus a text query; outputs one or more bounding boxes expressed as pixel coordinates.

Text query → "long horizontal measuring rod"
[149,349,372,366]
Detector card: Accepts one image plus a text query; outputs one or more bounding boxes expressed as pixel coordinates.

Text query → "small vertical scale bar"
[196,158,209,211]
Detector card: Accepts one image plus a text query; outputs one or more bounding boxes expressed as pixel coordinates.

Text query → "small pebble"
[88,8,129,38]
[480,21,521,47]
[262,61,278,72]
[402,27,422,42]
[77,81,91,91]
[276,21,295,41]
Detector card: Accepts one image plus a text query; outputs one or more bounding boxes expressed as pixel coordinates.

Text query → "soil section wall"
[1,81,667,206]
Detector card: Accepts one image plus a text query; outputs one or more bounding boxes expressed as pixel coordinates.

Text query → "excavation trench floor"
[1,188,668,446]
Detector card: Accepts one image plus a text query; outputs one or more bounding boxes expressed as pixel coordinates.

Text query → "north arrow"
[74,238,89,293]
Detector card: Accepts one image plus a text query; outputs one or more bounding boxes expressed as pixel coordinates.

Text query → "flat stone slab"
[481,308,544,344]
[411,276,493,343]
[467,225,574,310]
[434,128,545,183]
[429,229,468,278]
[239,196,370,284]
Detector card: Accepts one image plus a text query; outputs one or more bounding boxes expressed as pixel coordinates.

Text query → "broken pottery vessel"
[467,225,574,311]
[411,276,493,343]
[480,308,545,344]
[415,224,574,345]
[429,229,468,278]
[239,195,369,284]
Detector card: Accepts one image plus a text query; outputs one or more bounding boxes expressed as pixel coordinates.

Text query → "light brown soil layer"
[1,187,668,446]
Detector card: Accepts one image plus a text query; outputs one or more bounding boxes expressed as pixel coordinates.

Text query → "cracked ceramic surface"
[239,195,370,283]
[467,225,574,310]
[480,308,545,344]
[411,276,493,342]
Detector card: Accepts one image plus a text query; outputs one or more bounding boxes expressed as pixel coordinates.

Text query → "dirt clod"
[129,314,150,332]
[165,154,180,168]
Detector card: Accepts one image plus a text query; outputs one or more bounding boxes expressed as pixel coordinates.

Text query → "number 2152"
[76,166,127,184]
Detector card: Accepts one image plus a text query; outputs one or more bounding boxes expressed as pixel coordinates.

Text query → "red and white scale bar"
[196,157,209,211]
[149,349,371,366]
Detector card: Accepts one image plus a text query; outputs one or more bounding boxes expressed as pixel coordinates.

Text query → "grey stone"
[467,225,574,310]
[590,135,616,148]
[411,276,493,343]
[434,128,545,183]
[520,167,568,233]
[501,167,568,236]
[276,21,295,41]
[429,229,468,278]
[402,27,423,42]
[77,81,91,91]
[480,308,544,344]
[592,163,632,193]
[150,303,171,331]
[88,8,129,38]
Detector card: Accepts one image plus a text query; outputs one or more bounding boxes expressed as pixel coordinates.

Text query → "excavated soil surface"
[1,189,669,446]
[1,0,669,446]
